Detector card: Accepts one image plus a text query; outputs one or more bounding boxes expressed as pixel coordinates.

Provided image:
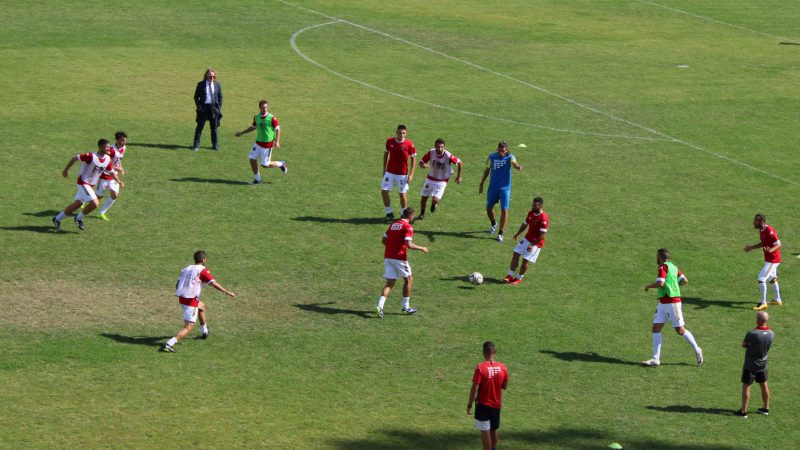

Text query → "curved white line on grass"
[636,0,800,43]
[281,0,799,186]
[290,22,667,141]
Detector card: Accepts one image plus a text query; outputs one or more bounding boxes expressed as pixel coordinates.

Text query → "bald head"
[756,311,769,325]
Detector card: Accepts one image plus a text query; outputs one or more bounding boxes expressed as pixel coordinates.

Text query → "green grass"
[2,0,799,448]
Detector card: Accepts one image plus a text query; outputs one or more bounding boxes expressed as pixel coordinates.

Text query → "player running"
[95,131,128,221]
[744,214,782,311]
[52,139,123,231]
[235,99,286,184]
[381,124,416,221]
[416,138,462,221]
[163,250,236,352]
[376,207,429,318]
[642,248,703,367]
[504,196,548,285]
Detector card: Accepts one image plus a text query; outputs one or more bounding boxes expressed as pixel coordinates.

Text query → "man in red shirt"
[376,207,428,318]
[504,197,548,285]
[163,250,236,352]
[744,214,782,311]
[381,124,416,222]
[467,341,509,450]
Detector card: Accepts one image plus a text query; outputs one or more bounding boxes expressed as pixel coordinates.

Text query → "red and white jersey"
[656,264,685,304]
[76,152,113,186]
[421,149,460,182]
[383,218,414,261]
[385,138,416,175]
[760,225,781,263]
[100,145,125,180]
[523,210,549,246]
[472,360,508,409]
[175,264,215,307]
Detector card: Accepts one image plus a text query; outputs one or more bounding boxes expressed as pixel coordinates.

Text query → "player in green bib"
[642,248,703,367]
[235,99,286,184]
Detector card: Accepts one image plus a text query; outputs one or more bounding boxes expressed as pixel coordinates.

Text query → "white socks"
[201,324,209,334]
[99,197,115,215]
[402,297,410,310]
[76,212,85,220]
[385,207,392,214]
[274,161,285,168]
[166,337,178,347]
[55,211,67,221]
[682,330,701,353]
[759,282,767,303]
[254,174,262,182]
[772,282,781,301]
[652,332,662,360]
[377,296,386,309]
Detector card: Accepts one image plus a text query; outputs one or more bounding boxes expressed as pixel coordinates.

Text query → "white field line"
[280,0,799,186]
[636,0,800,43]
[290,22,667,141]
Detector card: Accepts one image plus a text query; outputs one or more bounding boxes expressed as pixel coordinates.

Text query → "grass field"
[2,1,800,448]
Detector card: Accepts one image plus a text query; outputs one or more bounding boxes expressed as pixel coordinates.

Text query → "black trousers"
[194,105,219,148]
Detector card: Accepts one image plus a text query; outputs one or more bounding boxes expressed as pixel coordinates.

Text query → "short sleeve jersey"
[100,146,125,180]
[523,210,549,246]
[422,149,460,182]
[253,113,280,147]
[486,152,516,190]
[175,264,215,306]
[759,225,781,263]
[385,138,416,175]
[76,153,113,186]
[743,326,773,372]
[656,263,684,304]
[472,360,509,410]
[383,219,414,261]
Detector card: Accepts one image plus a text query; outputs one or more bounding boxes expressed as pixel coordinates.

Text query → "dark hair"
[483,341,496,355]
[657,248,670,261]
[401,207,415,219]
[115,131,127,140]
[434,138,445,146]
[397,124,407,131]
[97,138,111,147]
[498,141,508,148]
[754,213,766,222]
[533,196,544,204]
[193,250,206,263]
[259,99,269,107]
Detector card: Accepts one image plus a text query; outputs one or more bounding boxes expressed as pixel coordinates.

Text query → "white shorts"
[381,172,409,193]
[74,184,97,203]
[653,302,684,328]
[249,143,273,166]
[420,179,447,199]
[181,304,198,323]
[475,420,491,431]
[513,238,542,263]
[95,178,120,196]
[383,258,412,280]
[758,262,780,282]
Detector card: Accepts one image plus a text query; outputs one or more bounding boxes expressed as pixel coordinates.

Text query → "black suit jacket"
[194,80,223,124]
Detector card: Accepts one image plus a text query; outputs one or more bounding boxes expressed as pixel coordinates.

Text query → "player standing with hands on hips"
[744,214,782,311]
[642,248,703,367]
[467,341,509,450]
[163,250,235,352]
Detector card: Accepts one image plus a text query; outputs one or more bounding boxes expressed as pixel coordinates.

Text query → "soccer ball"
[469,272,484,285]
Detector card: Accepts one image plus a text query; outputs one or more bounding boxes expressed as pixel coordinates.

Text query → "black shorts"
[475,403,501,430]
[741,367,768,385]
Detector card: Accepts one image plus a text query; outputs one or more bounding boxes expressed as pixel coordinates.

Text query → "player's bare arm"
[381,236,387,245]
[408,241,429,254]
[644,280,664,292]
[210,280,236,298]
[512,161,523,170]
[111,171,125,189]
[62,156,79,178]
[678,274,688,286]
[467,382,479,415]
[274,127,281,148]
[478,168,490,193]
[383,151,389,174]
[529,230,545,250]
[235,125,256,137]
[743,243,761,252]
[455,161,463,184]
[407,156,416,183]
[512,222,528,241]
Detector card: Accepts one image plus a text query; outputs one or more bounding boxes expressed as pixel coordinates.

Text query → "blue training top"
[487,152,516,190]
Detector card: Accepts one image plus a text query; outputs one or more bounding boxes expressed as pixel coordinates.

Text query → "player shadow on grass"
[414,229,488,242]
[170,177,255,186]
[646,405,732,415]
[128,142,196,151]
[0,225,76,234]
[100,333,172,347]
[541,349,694,367]
[293,302,372,318]
[440,275,503,287]
[291,216,387,225]
[23,210,61,217]
[328,427,743,450]
[681,297,753,310]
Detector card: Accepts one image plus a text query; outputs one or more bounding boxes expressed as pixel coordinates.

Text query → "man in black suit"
[193,69,223,151]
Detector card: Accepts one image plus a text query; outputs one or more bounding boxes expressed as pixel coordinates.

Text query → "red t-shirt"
[656,264,684,304]
[383,219,414,260]
[759,225,781,263]
[523,210,549,246]
[472,360,508,409]
[385,138,416,175]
